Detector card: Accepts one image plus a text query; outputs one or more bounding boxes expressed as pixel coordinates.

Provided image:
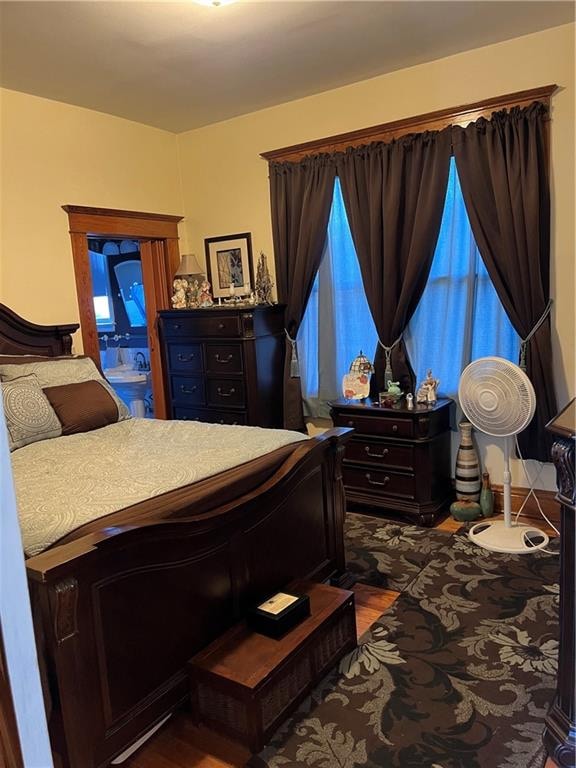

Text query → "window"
[298,160,518,418]
[405,158,519,396]
[89,250,115,332]
[298,178,378,418]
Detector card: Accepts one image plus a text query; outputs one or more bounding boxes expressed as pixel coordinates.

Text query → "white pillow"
[1,374,62,451]
[0,357,130,421]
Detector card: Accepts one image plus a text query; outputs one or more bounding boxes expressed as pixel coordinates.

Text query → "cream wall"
[177,23,575,490]
[0,88,183,329]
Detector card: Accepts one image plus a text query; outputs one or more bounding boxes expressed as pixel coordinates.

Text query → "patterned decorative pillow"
[0,357,130,421]
[1,374,62,451]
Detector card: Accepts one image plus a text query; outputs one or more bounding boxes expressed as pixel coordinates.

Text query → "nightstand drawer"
[167,343,203,373]
[205,344,243,374]
[343,467,416,499]
[174,407,247,426]
[333,412,413,438]
[162,315,242,338]
[207,378,245,408]
[171,375,205,406]
[345,439,414,471]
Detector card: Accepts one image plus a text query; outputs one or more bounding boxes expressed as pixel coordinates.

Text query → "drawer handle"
[364,447,389,458]
[347,420,354,427]
[182,416,200,421]
[177,353,195,362]
[365,473,390,487]
[392,424,398,432]
[215,353,233,364]
[180,385,198,394]
[172,323,181,330]
[217,387,236,398]
[218,322,225,330]
[219,419,239,425]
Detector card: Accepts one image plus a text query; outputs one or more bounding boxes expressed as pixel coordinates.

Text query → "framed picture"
[205,232,254,299]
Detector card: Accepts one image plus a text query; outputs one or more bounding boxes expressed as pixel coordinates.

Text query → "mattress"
[11,418,306,556]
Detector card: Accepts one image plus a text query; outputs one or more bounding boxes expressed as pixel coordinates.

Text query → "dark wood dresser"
[544,399,575,768]
[330,397,453,526]
[159,305,285,428]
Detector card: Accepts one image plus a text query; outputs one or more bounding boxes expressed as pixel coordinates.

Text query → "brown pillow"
[44,380,119,435]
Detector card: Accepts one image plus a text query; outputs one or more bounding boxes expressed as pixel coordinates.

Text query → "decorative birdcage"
[349,351,375,376]
[342,350,375,400]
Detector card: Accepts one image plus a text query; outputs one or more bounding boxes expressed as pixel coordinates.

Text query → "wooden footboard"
[26,428,351,768]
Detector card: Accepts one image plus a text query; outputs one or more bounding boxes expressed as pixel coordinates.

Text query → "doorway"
[88,238,154,417]
[63,205,183,419]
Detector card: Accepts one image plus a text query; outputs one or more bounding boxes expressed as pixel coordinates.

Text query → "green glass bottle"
[480,472,494,518]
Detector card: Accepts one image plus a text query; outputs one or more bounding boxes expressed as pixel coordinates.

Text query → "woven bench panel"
[196,682,249,736]
[260,654,312,731]
[312,611,355,675]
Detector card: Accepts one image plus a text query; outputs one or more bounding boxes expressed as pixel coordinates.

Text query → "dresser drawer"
[345,439,414,471]
[343,467,416,499]
[174,407,248,426]
[207,379,245,408]
[167,343,203,373]
[170,375,205,406]
[333,412,413,438]
[205,344,243,375]
[162,315,241,338]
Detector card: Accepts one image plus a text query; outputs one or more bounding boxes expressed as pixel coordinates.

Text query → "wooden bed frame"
[0,303,352,768]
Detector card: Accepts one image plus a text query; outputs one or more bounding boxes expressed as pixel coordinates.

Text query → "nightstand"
[330,397,453,526]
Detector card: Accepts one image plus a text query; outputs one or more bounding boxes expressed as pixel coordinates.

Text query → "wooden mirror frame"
[63,205,183,419]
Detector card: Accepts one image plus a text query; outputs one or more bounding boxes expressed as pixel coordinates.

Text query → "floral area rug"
[344,512,455,592]
[250,524,559,768]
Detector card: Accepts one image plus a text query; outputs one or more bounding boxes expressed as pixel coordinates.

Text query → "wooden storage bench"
[187,581,356,753]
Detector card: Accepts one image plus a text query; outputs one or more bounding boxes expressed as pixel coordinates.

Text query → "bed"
[0,303,351,768]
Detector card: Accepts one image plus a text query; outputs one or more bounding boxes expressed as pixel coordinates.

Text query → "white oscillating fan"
[458,357,549,554]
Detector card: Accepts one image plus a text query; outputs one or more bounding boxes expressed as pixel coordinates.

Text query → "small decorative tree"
[255,252,274,305]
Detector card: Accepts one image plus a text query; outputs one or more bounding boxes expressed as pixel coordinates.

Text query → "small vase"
[479,471,494,518]
[455,421,481,502]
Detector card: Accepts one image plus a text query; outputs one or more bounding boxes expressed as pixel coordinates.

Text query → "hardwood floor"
[124,511,559,768]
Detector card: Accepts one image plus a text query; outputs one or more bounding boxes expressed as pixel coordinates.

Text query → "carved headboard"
[0,303,79,357]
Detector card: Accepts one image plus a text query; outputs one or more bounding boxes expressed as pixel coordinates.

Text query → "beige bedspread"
[12,418,306,556]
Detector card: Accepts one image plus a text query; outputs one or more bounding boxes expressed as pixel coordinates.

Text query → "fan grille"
[458,357,536,437]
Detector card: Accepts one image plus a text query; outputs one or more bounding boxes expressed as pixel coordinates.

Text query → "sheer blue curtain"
[405,158,520,397]
[298,178,378,418]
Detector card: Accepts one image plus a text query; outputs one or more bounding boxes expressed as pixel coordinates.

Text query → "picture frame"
[205,232,254,299]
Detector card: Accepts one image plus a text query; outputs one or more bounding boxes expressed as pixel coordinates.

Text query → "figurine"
[406,393,414,410]
[386,381,402,397]
[198,280,214,308]
[255,252,274,305]
[186,279,200,309]
[171,277,188,309]
[416,369,440,404]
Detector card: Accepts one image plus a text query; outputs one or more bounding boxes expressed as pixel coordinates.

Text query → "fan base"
[468,520,549,554]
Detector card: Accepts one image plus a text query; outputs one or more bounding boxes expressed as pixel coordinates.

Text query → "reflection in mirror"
[114,260,146,327]
[89,250,116,332]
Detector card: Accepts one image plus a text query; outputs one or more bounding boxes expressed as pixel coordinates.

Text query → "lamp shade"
[176,253,203,276]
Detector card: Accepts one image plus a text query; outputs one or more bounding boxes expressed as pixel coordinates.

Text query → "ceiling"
[0,1,573,133]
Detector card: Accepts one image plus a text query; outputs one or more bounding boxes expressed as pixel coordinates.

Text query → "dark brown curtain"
[270,156,336,430]
[336,130,452,393]
[453,102,556,460]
